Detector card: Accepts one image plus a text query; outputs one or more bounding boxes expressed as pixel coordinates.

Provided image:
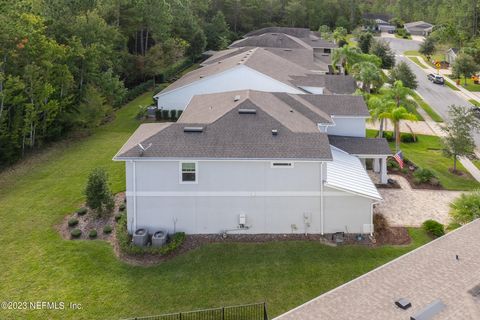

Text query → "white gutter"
[132,160,137,233]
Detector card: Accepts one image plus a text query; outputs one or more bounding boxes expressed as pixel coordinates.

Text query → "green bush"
[446,221,461,231]
[169,110,177,121]
[124,80,155,103]
[119,203,126,211]
[135,105,148,120]
[114,213,123,222]
[68,218,79,227]
[177,110,183,119]
[71,228,82,238]
[161,109,169,120]
[103,225,113,234]
[400,133,417,143]
[85,168,114,216]
[422,219,445,237]
[413,168,436,184]
[155,109,162,121]
[382,131,394,142]
[77,207,88,216]
[450,191,480,224]
[116,214,186,255]
[89,229,97,238]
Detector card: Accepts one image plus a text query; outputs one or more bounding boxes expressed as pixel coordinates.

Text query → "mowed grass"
[367,130,479,190]
[0,92,434,320]
[408,56,428,69]
[410,92,443,122]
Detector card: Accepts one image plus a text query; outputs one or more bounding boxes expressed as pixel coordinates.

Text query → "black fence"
[123,302,268,320]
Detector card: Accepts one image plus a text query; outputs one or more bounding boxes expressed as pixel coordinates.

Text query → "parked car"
[428,73,445,85]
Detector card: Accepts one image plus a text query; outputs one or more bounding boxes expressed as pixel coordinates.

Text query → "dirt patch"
[374,227,412,246]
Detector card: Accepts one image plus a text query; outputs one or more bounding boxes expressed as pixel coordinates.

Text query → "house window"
[324,48,331,54]
[180,162,197,183]
[271,162,294,168]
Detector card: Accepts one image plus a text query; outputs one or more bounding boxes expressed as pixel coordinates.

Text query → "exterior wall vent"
[272,129,278,136]
[183,127,204,133]
[238,108,256,114]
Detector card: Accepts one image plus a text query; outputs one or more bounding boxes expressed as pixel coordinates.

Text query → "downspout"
[370,202,380,236]
[132,160,137,233]
[320,162,324,235]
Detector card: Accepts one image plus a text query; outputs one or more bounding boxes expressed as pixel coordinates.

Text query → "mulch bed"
[376,179,401,189]
[57,193,125,241]
[57,193,413,266]
[388,160,444,190]
[374,227,411,246]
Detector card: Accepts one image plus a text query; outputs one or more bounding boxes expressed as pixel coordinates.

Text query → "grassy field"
[410,92,443,122]
[0,91,436,320]
[367,130,479,190]
[408,56,428,69]
[447,77,480,92]
[445,80,461,91]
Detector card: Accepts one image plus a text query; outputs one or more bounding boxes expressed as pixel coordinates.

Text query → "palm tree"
[368,96,396,138]
[351,61,384,93]
[379,106,418,151]
[385,80,412,107]
[332,46,381,74]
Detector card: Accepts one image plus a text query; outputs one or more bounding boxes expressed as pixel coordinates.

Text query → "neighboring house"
[404,21,434,36]
[114,90,391,236]
[275,219,480,320]
[154,47,356,110]
[362,13,396,33]
[446,48,459,65]
[229,27,337,72]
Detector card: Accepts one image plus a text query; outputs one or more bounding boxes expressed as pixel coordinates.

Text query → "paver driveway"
[374,175,463,226]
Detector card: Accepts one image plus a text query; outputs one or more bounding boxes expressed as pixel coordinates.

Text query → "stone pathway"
[374,175,463,227]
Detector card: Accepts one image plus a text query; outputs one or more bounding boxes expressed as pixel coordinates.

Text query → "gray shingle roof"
[291,74,357,95]
[245,27,313,38]
[117,100,332,160]
[300,94,370,116]
[328,135,392,155]
[230,33,309,49]
[275,219,480,320]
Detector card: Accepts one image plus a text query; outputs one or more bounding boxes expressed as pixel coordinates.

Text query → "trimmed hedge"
[116,214,185,255]
[103,225,113,234]
[124,80,155,103]
[71,229,82,238]
[422,219,445,237]
[77,207,88,216]
[401,133,417,143]
[89,229,98,238]
[68,218,79,227]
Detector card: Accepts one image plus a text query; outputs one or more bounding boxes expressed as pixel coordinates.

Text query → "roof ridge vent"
[183,126,204,133]
[238,108,256,114]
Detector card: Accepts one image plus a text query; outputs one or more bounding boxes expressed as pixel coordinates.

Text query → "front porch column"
[360,158,366,169]
[380,157,388,184]
[373,158,380,173]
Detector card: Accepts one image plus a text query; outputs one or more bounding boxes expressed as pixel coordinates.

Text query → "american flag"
[393,151,404,169]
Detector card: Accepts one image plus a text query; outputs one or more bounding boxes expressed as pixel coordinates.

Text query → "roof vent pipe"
[272,129,278,136]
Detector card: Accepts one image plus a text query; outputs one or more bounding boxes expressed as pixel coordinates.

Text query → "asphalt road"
[380,36,480,146]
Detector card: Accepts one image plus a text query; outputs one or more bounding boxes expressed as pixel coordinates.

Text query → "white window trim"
[270,161,295,168]
[179,161,198,184]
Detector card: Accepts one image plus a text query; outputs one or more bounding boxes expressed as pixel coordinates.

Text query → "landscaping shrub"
[103,225,113,234]
[71,229,82,238]
[68,218,79,227]
[116,214,185,255]
[446,221,461,231]
[413,168,436,184]
[400,133,417,143]
[85,168,114,215]
[373,213,389,234]
[177,110,183,119]
[114,213,123,222]
[422,219,445,237]
[170,110,177,121]
[89,230,98,238]
[382,131,394,142]
[161,109,169,120]
[124,80,154,103]
[387,159,400,170]
[450,191,480,224]
[155,109,162,121]
[77,207,88,216]
[135,105,148,120]
[119,203,126,211]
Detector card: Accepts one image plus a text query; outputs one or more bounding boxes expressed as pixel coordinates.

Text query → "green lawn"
[445,80,461,91]
[0,92,435,320]
[395,34,411,40]
[447,77,480,92]
[403,50,421,56]
[410,92,443,122]
[367,130,479,190]
[469,99,480,107]
[408,56,428,69]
